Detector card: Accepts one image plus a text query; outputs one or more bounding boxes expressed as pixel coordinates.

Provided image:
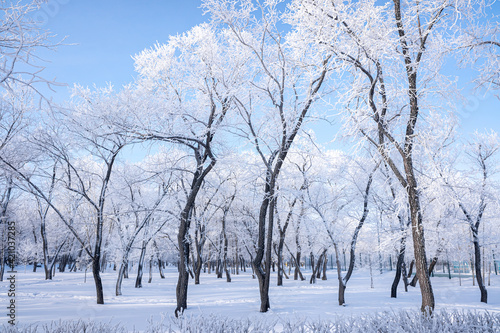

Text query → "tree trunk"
[294,252,305,281]
[0,227,6,281]
[148,257,153,283]
[235,240,239,275]
[316,255,322,279]
[194,251,202,285]
[135,240,147,288]
[334,244,345,305]
[100,252,108,273]
[58,254,68,272]
[116,261,127,296]
[175,204,193,317]
[407,260,414,278]
[216,257,223,278]
[0,184,12,282]
[392,0,435,313]
[176,231,190,317]
[158,259,165,279]
[240,256,246,272]
[0,255,4,282]
[124,262,129,278]
[222,206,231,283]
[391,236,406,298]
[309,252,316,284]
[253,177,275,313]
[223,239,231,283]
[193,221,205,285]
[472,230,488,303]
[277,238,285,286]
[92,256,104,304]
[322,254,327,280]
[408,185,434,313]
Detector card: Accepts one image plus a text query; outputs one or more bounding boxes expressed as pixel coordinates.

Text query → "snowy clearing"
[2,265,500,331]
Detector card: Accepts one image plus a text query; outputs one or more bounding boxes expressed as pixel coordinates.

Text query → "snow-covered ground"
[2,265,500,331]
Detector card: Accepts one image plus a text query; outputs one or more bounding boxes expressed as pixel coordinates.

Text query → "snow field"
[1,265,500,331]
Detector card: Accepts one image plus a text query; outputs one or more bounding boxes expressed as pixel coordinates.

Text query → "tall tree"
[203,0,332,312]
[132,24,243,316]
[289,0,491,313]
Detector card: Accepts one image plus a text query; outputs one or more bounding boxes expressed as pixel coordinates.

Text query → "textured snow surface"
[1,266,500,331]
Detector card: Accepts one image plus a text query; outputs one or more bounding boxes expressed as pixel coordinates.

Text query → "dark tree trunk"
[58,254,68,272]
[100,252,107,273]
[193,251,201,285]
[193,220,206,285]
[275,241,286,286]
[135,240,147,288]
[472,230,488,303]
[235,240,239,275]
[124,262,129,279]
[391,234,407,298]
[322,254,327,280]
[176,196,200,316]
[0,183,12,282]
[176,219,190,318]
[401,261,409,291]
[0,232,6,281]
[148,257,153,283]
[310,250,326,284]
[294,252,305,281]
[154,241,165,279]
[253,175,275,313]
[316,255,322,279]
[0,255,5,282]
[116,260,127,296]
[391,248,404,298]
[275,194,297,286]
[221,199,233,283]
[410,201,434,313]
[92,256,104,305]
[240,256,246,272]
[309,252,316,284]
[428,256,438,275]
[216,258,223,278]
[158,259,165,278]
[493,251,497,275]
[407,260,414,278]
[277,243,284,286]
[223,233,231,283]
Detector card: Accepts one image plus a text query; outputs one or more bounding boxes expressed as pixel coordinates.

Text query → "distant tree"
[431,132,499,303]
[111,155,177,295]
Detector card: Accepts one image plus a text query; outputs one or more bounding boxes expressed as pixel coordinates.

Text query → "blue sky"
[34,0,500,147]
[36,0,206,100]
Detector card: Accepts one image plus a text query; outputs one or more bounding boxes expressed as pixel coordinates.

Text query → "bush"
[3,310,499,333]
